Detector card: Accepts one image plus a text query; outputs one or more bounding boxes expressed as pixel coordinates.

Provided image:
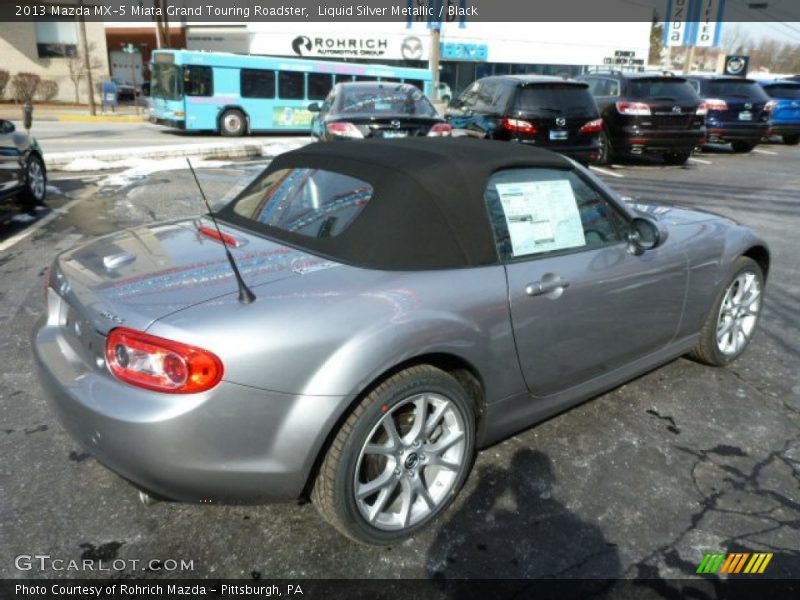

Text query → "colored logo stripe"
[697,552,773,574]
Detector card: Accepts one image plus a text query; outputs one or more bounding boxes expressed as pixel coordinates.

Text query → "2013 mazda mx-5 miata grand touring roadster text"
[33,138,769,544]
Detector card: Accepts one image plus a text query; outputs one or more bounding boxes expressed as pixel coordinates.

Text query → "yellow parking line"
[57,114,145,123]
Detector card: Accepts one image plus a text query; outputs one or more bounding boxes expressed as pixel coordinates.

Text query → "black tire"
[782,134,800,145]
[593,130,615,166]
[663,151,692,165]
[19,153,46,209]
[219,109,247,137]
[688,256,765,367]
[731,141,757,153]
[312,365,476,545]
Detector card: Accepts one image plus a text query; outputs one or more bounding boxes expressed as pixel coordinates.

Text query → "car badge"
[672,106,682,114]
[390,120,401,130]
[744,102,752,109]
[555,117,566,127]
[100,310,124,325]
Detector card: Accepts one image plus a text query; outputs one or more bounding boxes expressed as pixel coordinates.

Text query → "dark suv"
[685,75,770,153]
[577,71,705,165]
[444,75,602,164]
[0,119,46,209]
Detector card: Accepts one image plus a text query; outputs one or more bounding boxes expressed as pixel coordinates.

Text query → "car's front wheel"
[312,365,476,544]
[688,256,764,366]
[20,154,46,209]
[782,134,800,145]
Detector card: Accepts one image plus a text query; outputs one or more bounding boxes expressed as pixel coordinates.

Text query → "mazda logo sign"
[744,103,752,109]
[401,36,423,60]
[555,117,566,127]
[672,106,682,114]
[391,120,401,129]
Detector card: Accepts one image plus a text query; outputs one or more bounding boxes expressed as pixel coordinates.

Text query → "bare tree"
[11,73,41,103]
[722,25,752,55]
[67,42,102,104]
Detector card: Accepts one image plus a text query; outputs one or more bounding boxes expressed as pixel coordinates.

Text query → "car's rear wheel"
[20,154,46,209]
[782,134,800,145]
[312,365,476,545]
[731,141,757,153]
[219,109,246,137]
[688,256,764,366]
[594,130,615,166]
[663,151,691,165]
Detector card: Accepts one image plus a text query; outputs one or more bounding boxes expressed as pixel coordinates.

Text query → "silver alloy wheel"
[354,392,467,531]
[716,271,761,355]
[224,113,242,134]
[28,159,45,200]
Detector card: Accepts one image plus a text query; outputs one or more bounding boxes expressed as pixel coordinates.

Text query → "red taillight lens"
[765,100,777,112]
[326,122,364,138]
[198,225,241,248]
[502,118,537,133]
[699,98,728,114]
[105,328,223,394]
[427,122,453,136]
[579,118,603,134]
[615,101,651,116]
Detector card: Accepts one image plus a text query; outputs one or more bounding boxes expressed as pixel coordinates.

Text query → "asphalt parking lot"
[0,143,798,583]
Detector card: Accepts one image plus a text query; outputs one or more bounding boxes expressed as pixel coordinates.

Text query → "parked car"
[577,71,705,165]
[444,75,602,165]
[309,82,451,141]
[0,119,46,209]
[685,75,771,153]
[34,138,769,545]
[435,81,452,103]
[757,79,800,145]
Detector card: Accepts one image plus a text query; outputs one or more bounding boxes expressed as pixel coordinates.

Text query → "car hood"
[628,201,735,226]
[52,217,342,334]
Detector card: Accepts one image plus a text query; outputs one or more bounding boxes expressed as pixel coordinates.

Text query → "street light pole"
[78,0,96,115]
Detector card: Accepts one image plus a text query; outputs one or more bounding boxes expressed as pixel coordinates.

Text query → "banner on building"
[663,0,725,48]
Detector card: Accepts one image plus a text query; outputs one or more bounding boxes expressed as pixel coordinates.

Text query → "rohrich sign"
[249,32,430,61]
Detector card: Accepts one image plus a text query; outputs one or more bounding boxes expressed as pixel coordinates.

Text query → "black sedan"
[309,82,452,141]
[0,119,46,209]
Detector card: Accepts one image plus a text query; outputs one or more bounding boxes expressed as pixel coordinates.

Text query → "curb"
[44,138,312,170]
[56,114,146,123]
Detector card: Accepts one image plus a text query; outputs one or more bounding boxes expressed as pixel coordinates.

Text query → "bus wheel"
[220,109,246,137]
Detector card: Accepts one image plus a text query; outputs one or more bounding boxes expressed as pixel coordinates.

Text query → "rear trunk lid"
[703,79,770,123]
[627,77,700,130]
[50,217,339,335]
[507,82,599,145]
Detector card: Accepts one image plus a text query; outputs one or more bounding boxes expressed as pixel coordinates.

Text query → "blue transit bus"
[149,50,433,136]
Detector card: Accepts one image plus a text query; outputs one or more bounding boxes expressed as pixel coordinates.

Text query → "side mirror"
[626,217,664,255]
[0,120,14,134]
[307,102,321,112]
[448,98,462,109]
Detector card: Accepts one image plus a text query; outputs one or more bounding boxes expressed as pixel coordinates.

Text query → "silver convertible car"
[33,138,768,544]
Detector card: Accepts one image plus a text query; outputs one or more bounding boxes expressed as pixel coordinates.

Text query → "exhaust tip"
[138,489,161,507]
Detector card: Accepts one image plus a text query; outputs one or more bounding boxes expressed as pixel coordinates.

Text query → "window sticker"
[495,180,586,256]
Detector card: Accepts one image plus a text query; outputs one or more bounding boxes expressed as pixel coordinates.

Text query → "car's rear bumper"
[768,123,800,136]
[705,122,769,143]
[32,314,350,504]
[614,128,705,154]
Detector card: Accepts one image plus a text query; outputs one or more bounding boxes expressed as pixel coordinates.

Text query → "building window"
[278,71,305,99]
[241,69,275,98]
[35,22,78,58]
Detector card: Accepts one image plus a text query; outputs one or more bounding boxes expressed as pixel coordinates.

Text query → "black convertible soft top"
[220,137,573,270]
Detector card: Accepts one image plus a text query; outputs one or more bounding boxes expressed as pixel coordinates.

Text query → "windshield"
[763,84,800,100]
[228,168,373,239]
[629,78,698,103]
[707,80,769,101]
[515,84,596,116]
[151,63,182,100]
[336,85,437,117]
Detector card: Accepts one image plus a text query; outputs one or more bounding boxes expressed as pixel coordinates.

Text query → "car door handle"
[525,278,571,297]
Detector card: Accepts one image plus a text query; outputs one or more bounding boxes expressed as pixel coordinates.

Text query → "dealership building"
[185,20,653,95]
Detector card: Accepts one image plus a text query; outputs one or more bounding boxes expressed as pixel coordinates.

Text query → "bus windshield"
[151,63,182,100]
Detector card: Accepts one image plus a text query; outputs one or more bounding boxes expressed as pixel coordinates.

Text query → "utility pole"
[429,24,441,103]
[78,0,96,115]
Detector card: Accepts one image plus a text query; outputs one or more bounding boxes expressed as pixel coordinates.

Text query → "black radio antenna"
[186,158,256,304]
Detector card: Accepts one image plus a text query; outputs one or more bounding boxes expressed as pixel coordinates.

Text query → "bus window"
[334,74,354,84]
[308,73,333,100]
[404,79,424,91]
[241,69,275,98]
[278,71,305,99]
[184,66,213,97]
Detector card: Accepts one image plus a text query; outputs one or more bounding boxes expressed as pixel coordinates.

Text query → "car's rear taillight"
[765,100,777,112]
[579,118,603,134]
[615,101,651,116]
[427,122,453,137]
[502,118,537,133]
[326,122,364,138]
[699,98,728,114]
[105,328,223,394]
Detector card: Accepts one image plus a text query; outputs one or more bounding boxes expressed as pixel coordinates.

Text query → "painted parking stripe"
[0,197,82,253]
[754,148,778,155]
[689,157,712,164]
[590,166,625,178]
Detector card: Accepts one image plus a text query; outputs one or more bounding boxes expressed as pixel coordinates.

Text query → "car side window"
[458,81,480,108]
[485,168,630,261]
[475,80,498,110]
